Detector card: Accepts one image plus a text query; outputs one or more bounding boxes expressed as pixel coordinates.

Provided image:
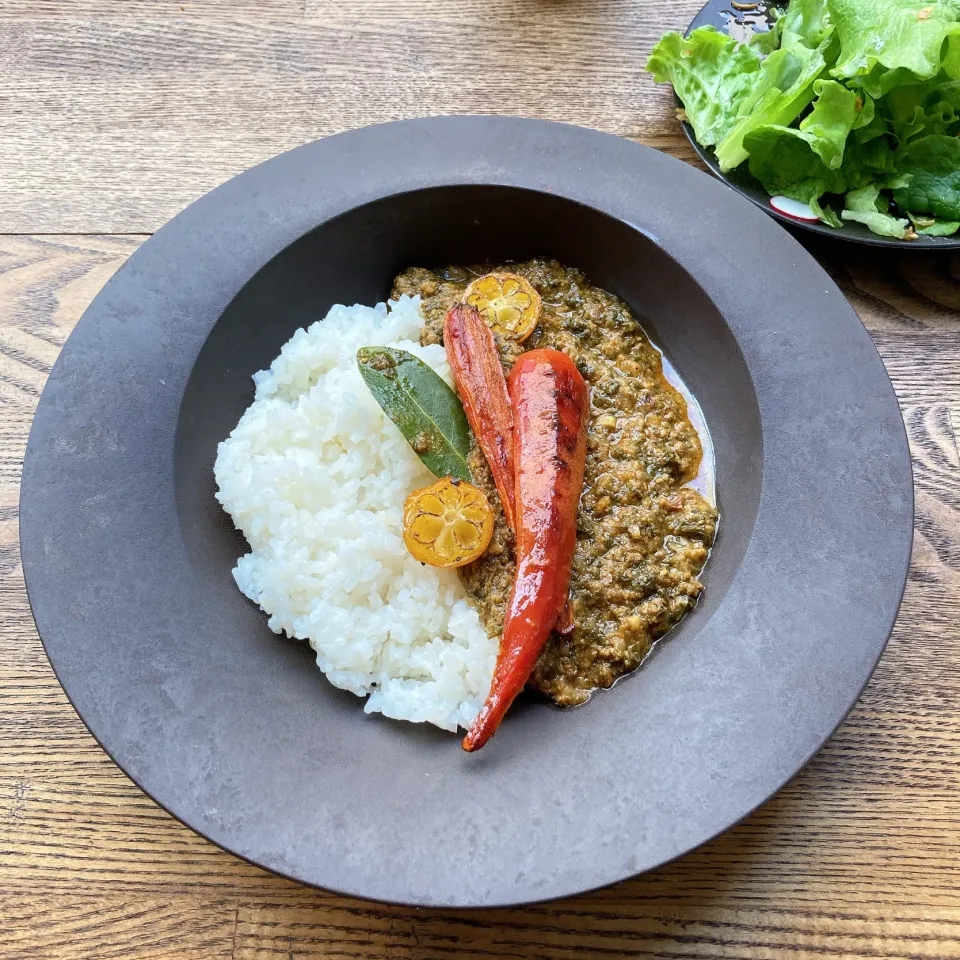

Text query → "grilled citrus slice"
[464,272,541,342]
[403,477,495,567]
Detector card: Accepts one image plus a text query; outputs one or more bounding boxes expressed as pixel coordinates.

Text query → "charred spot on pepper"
[445,303,517,536]
[558,429,580,456]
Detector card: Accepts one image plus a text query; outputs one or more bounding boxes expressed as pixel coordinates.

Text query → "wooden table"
[2,1,959,956]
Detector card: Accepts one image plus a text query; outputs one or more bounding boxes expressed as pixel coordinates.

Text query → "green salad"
[646,0,960,238]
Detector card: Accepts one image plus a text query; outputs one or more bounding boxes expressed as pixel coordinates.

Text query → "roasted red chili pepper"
[463,349,589,751]
[444,304,517,532]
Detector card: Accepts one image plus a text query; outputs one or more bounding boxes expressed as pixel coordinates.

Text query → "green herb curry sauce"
[392,260,718,706]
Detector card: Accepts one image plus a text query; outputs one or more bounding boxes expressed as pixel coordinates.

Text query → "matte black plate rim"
[19,116,914,907]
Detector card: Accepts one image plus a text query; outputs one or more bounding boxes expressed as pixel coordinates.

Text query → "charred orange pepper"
[463,349,589,751]
[403,477,494,568]
[464,273,541,343]
[444,304,517,533]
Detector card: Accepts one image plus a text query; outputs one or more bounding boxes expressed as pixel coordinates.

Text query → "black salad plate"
[682,0,960,248]
[20,116,913,907]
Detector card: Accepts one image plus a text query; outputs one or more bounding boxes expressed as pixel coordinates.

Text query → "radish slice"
[770,196,820,222]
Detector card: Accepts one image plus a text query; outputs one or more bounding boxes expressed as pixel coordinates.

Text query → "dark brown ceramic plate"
[681,0,960,249]
[20,116,913,907]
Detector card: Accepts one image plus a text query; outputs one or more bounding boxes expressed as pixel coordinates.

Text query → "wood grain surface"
[1,1,959,957]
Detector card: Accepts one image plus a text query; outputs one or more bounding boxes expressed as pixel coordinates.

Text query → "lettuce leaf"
[852,92,876,129]
[852,101,891,143]
[919,220,960,235]
[894,133,960,219]
[750,18,784,57]
[798,79,861,167]
[744,126,844,202]
[736,78,857,181]
[908,211,960,234]
[830,0,960,97]
[779,0,834,48]
[840,184,910,237]
[898,101,960,142]
[646,28,761,147]
[744,124,896,203]
[881,77,960,142]
[712,0,839,173]
[713,40,831,171]
[840,210,910,236]
[810,195,843,227]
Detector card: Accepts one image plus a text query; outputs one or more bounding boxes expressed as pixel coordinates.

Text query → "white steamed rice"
[213,295,498,732]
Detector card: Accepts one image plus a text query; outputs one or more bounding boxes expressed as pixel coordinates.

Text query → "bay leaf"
[357,346,473,483]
